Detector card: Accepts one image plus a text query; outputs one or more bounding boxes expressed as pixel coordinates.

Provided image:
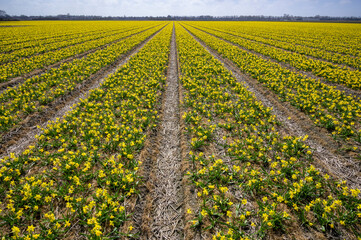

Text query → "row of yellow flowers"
[182,24,361,148]
[175,23,360,239]
[0,21,89,51]
[0,24,165,134]
[0,23,172,239]
[189,22,361,70]
[187,21,361,58]
[0,22,161,83]
[0,21,143,53]
[0,23,144,64]
[186,22,361,90]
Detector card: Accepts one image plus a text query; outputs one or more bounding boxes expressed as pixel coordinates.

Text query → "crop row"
[187,23,361,90]
[182,24,361,148]
[0,25,119,53]
[196,22,361,57]
[175,23,361,239]
[0,25,144,64]
[0,22,161,83]
[191,22,361,71]
[0,23,172,239]
[0,21,131,52]
[0,24,166,134]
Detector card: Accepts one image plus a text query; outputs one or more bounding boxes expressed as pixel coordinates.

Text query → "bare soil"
[149,25,184,240]
[176,33,201,240]
[128,125,161,239]
[0,25,29,27]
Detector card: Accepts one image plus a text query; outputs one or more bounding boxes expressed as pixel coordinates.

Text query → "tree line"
[1,11,360,22]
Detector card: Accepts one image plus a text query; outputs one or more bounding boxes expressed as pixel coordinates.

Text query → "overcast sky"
[0,0,360,17]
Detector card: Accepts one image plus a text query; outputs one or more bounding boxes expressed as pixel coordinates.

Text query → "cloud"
[339,0,351,4]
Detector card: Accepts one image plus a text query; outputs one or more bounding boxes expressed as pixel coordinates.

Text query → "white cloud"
[339,0,351,4]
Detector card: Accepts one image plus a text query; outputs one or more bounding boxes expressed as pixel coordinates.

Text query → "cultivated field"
[0,20,360,239]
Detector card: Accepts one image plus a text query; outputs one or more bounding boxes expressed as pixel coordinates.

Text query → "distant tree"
[0,10,7,17]
[0,10,13,20]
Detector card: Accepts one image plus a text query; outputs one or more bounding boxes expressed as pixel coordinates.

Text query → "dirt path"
[149,25,184,240]
[0,27,164,159]
[0,25,160,93]
[187,24,361,100]
[182,25,361,191]
[127,124,160,239]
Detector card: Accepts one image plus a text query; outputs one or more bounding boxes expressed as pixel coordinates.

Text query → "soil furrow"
[187,24,361,100]
[182,24,361,191]
[150,24,184,240]
[0,27,164,159]
[176,37,201,240]
[0,25,161,93]
[127,125,160,239]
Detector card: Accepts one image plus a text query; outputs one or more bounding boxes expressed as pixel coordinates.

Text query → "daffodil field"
[182,23,361,152]
[0,24,163,134]
[185,22,361,85]
[0,21,171,239]
[176,23,360,239]
[0,21,161,82]
[0,20,360,239]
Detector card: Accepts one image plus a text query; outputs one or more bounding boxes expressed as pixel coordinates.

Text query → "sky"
[0,0,360,17]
